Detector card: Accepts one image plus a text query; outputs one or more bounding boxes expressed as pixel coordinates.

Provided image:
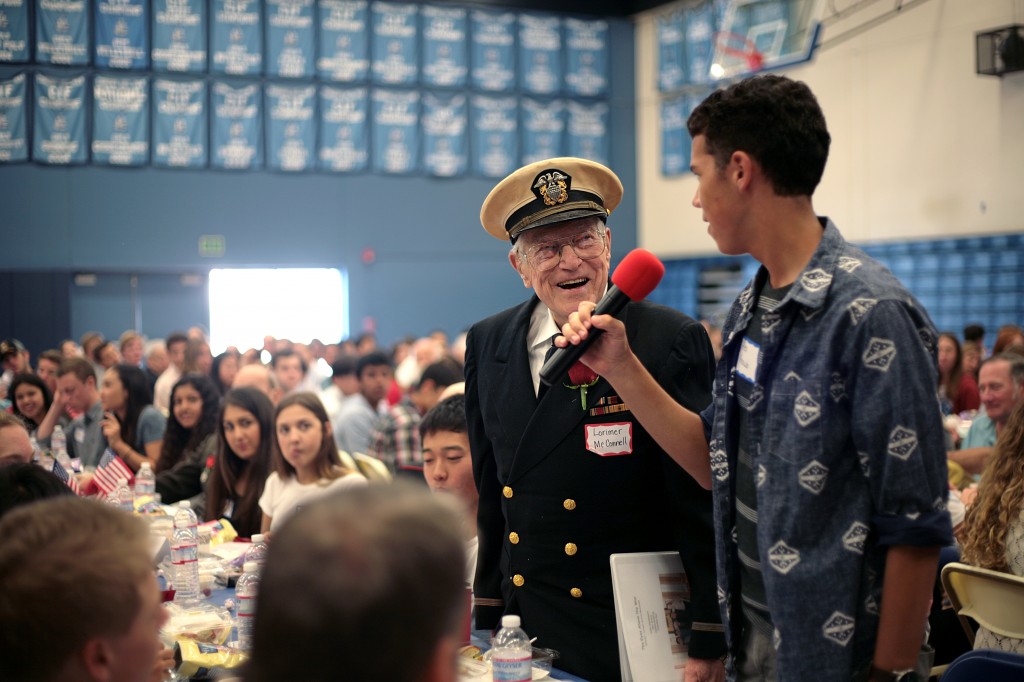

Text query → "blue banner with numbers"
[656,9,685,92]
[564,18,607,97]
[685,1,716,85]
[0,72,27,161]
[421,5,466,89]
[518,13,560,96]
[211,0,263,76]
[0,0,29,63]
[94,0,148,69]
[266,0,315,78]
[211,80,262,169]
[472,94,516,178]
[33,72,87,164]
[92,75,149,165]
[152,0,206,73]
[520,97,563,165]
[36,0,90,65]
[567,100,608,165]
[152,77,206,168]
[371,2,417,86]
[470,9,514,93]
[372,88,418,174]
[318,85,368,172]
[266,83,316,171]
[317,0,369,82]
[661,94,690,176]
[421,91,466,177]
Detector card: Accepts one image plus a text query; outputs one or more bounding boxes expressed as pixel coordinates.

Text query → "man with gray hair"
[247,483,467,682]
[951,353,1024,476]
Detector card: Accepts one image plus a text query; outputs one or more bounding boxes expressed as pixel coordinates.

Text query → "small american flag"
[92,449,135,496]
[51,459,82,495]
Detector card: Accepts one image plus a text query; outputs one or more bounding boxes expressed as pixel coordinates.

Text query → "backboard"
[710,0,825,81]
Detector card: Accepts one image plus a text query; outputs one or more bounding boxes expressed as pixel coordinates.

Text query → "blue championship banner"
[421,91,466,177]
[518,13,560,96]
[92,75,149,165]
[317,0,369,82]
[371,2,417,86]
[660,94,689,176]
[421,5,466,89]
[266,0,315,79]
[656,9,685,93]
[266,83,315,171]
[372,88,418,174]
[471,94,516,178]
[0,0,29,63]
[318,85,368,172]
[152,0,206,73]
[152,77,206,168]
[94,0,148,70]
[520,97,563,165]
[564,18,608,98]
[211,81,262,169]
[470,9,514,93]
[0,72,27,161]
[684,1,716,85]
[36,0,90,65]
[33,72,87,164]
[212,0,263,76]
[567,99,608,165]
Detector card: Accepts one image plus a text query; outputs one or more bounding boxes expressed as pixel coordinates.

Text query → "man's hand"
[557,301,636,381]
[684,657,726,682]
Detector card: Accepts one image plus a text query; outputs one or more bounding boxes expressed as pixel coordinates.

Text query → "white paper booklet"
[610,551,691,682]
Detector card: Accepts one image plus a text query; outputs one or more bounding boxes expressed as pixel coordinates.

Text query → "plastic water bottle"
[242,534,268,567]
[491,615,532,682]
[171,500,201,604]
[113,478,134,512]
[235,561,261,651]
[134,461,155,497]
[51,425,68,461]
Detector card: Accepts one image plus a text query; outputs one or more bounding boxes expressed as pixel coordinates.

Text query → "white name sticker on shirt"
[585,422,633,456]
[74,427,85,443]
[736,336,760,384]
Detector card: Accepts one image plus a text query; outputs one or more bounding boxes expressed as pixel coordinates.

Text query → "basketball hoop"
[713,31,765,74]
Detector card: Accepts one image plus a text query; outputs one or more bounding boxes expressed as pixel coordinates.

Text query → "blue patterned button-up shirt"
[701,219,952,680]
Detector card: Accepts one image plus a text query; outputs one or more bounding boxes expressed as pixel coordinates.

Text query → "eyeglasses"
[523,229,607,272]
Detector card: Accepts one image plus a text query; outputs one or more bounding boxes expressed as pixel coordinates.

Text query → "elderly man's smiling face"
[508,217,611,327]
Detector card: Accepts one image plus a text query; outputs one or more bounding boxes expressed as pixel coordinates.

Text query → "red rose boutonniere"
[564,361,600,410]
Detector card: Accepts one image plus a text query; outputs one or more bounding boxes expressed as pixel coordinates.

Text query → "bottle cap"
[243,561,258,574]
[251,534,264,544]
[179,500,191,509]
[501,615,521,628]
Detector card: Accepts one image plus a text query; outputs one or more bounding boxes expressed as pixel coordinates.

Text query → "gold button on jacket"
[562,498,576,510]
[564,542,577,556]
[503,486,514,499]
[512,574,525,587]
[509,531,520,544]
[570,587,583,598]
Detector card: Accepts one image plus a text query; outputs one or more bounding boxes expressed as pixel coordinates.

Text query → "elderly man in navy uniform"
[466,158,726,682]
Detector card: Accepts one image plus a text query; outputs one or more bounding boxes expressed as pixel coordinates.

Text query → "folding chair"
[940,561,1024,644]
[352,452,393,483]
[940,649,1024,681]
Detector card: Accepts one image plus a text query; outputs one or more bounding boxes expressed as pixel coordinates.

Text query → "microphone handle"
[539,285,628,386]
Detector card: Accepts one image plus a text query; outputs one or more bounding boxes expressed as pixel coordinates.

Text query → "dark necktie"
[538,335,558,400]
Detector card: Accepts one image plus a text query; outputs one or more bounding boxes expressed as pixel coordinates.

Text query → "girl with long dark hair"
[155,374,219,510]
[99,364,165,472]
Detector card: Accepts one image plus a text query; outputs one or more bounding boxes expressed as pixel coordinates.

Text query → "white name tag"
[75,428,86,443]
[736,336,760,384]
[585,422,633,456]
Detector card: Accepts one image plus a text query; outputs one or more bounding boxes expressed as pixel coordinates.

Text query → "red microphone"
[539,248,665,386]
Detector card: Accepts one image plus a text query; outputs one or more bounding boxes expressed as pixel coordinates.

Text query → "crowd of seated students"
[0,327,470,535]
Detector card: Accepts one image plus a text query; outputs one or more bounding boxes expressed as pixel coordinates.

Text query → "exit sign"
[199,235,226,257]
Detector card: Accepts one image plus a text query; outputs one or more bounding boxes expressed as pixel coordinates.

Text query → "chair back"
[940,561,1024,642]
[941,649,1024,681]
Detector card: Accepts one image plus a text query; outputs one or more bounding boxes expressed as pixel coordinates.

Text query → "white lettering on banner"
[585,422,633,456]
